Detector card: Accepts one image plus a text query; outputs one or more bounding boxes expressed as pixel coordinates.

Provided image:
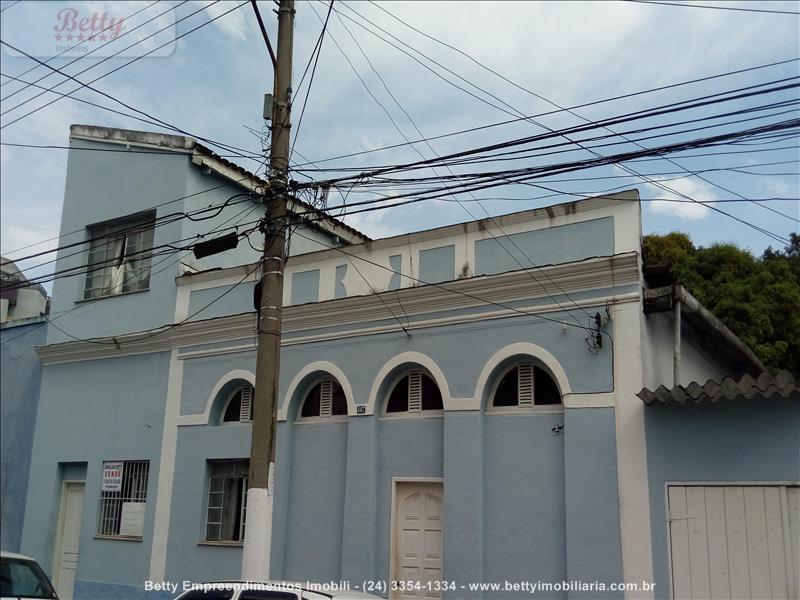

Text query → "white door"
[668,485,799,600]
[54,482,85,600]
[392,482,444,600]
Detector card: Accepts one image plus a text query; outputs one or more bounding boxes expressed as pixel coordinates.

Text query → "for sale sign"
[101,461,124,492]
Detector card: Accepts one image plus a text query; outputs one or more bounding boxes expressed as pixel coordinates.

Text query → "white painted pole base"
[241,484,273,580]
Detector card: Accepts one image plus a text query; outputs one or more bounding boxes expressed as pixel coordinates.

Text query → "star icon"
[54,34,63,42]
[78,34,85,42]
[66,34,74,42]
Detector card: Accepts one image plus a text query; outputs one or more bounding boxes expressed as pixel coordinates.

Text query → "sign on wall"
[119,502,146,537]
[101,461,124,492]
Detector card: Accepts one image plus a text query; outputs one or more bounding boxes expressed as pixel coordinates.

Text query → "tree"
[643,232,800,376]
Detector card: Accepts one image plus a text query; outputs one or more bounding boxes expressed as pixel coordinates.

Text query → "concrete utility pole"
[242,0,294,581]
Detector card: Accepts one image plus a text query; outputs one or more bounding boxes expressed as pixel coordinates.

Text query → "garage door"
[668,485,799,599]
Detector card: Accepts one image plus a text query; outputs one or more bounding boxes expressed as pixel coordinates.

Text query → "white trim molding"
[278,361,355,421]
[366,351,452,416]
[471,342,572,411]
[149,349,183,580]
[177,368,255,427]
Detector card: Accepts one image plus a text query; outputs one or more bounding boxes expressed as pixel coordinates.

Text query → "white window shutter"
[320,380,333,417]
[517,364,534,406]
[408,372,422,412]
[239,386,253,421]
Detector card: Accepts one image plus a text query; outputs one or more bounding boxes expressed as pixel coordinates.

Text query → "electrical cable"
[290,57,799,167]
[621,0,800,16]
[1,0,177,104]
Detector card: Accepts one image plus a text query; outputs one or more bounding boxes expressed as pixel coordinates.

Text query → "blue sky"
[1,0,798,286]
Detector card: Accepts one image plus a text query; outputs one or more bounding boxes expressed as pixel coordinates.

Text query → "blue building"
[1,257,49,553]
[16,126,799,600]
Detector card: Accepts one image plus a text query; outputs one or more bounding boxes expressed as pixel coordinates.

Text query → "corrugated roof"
[637,370,799,406]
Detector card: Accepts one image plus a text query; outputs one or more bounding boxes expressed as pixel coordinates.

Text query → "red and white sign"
[101,461,124,492]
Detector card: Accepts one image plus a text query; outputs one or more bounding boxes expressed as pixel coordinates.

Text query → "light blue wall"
[281,422,348,583]
[484,413,566,595]
[290,269,320,305]
[20,352,170,591]
[419,245,455,284]
[48,140,189,344]
[388,255,401,290]
[645,399,800,599]
[335,264,347,299]
[0,321,47,552]
[564,408,623,599]
[164,423,251,582]
[474,217,614,276]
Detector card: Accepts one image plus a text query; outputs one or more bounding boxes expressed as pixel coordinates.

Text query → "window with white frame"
[385,371,443,414]
[83,211,156,300]
[96,460,150,538]
[492,363,561,408]
[205,460,248,543]
[222,384,254,423]
[299,379,348,419]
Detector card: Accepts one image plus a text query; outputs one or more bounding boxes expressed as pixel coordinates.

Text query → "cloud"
[645,176,715,220]
[201,0,252,42]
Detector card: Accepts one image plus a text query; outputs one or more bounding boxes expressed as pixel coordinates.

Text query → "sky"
[0,0,798,288]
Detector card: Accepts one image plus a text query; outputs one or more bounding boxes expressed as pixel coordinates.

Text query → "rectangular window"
[96,460,149,538]
[83,211,156,300]
[205,460,248,543]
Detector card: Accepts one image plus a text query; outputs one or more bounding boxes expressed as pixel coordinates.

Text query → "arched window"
[222,384,255,423]
[492,363,561,408]
[385,371,443,414]
[299,379,348,419]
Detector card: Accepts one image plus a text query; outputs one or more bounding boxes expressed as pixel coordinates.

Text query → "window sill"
[76,287,150,303]
[486,406,564,415]
[94,535,143,542]
[198,540,244,547]
[381,411,444,421]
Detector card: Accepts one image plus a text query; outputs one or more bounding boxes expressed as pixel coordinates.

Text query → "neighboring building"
[15,125,800,600]
[1,257,49,553]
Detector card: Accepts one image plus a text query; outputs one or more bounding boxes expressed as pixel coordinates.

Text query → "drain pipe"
[673,285,681,387]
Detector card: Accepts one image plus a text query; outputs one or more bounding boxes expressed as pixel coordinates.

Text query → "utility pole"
[242,0,294,581]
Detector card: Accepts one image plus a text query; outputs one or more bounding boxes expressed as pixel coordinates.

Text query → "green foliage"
[643,232,800,376]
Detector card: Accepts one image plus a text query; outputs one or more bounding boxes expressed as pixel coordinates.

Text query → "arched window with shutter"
[384,371,443,416]
[221,384,255,423]
[490,362,561,411]
[297,378,348,420]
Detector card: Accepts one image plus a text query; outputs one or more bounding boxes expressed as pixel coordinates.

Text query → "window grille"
[83,212,155,300]
[206,460,248,542]
[96,460,150,538]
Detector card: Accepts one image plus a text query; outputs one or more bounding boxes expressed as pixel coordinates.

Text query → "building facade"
[1,257,49,553]
[15,126,799,600]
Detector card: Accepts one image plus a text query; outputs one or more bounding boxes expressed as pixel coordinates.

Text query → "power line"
[0,0,254,163]
[2,160,270,258]
[291,56,799,167]
[326,6,596,330]
[290,1,334,160]
[0,200,265,346]
[289,228,614,343]
[0,1,21,14]
[1,0,171,104]
[1,0,199,118]
[351,1,798,232]
[250,0,277,68]
[621,0,800,16]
